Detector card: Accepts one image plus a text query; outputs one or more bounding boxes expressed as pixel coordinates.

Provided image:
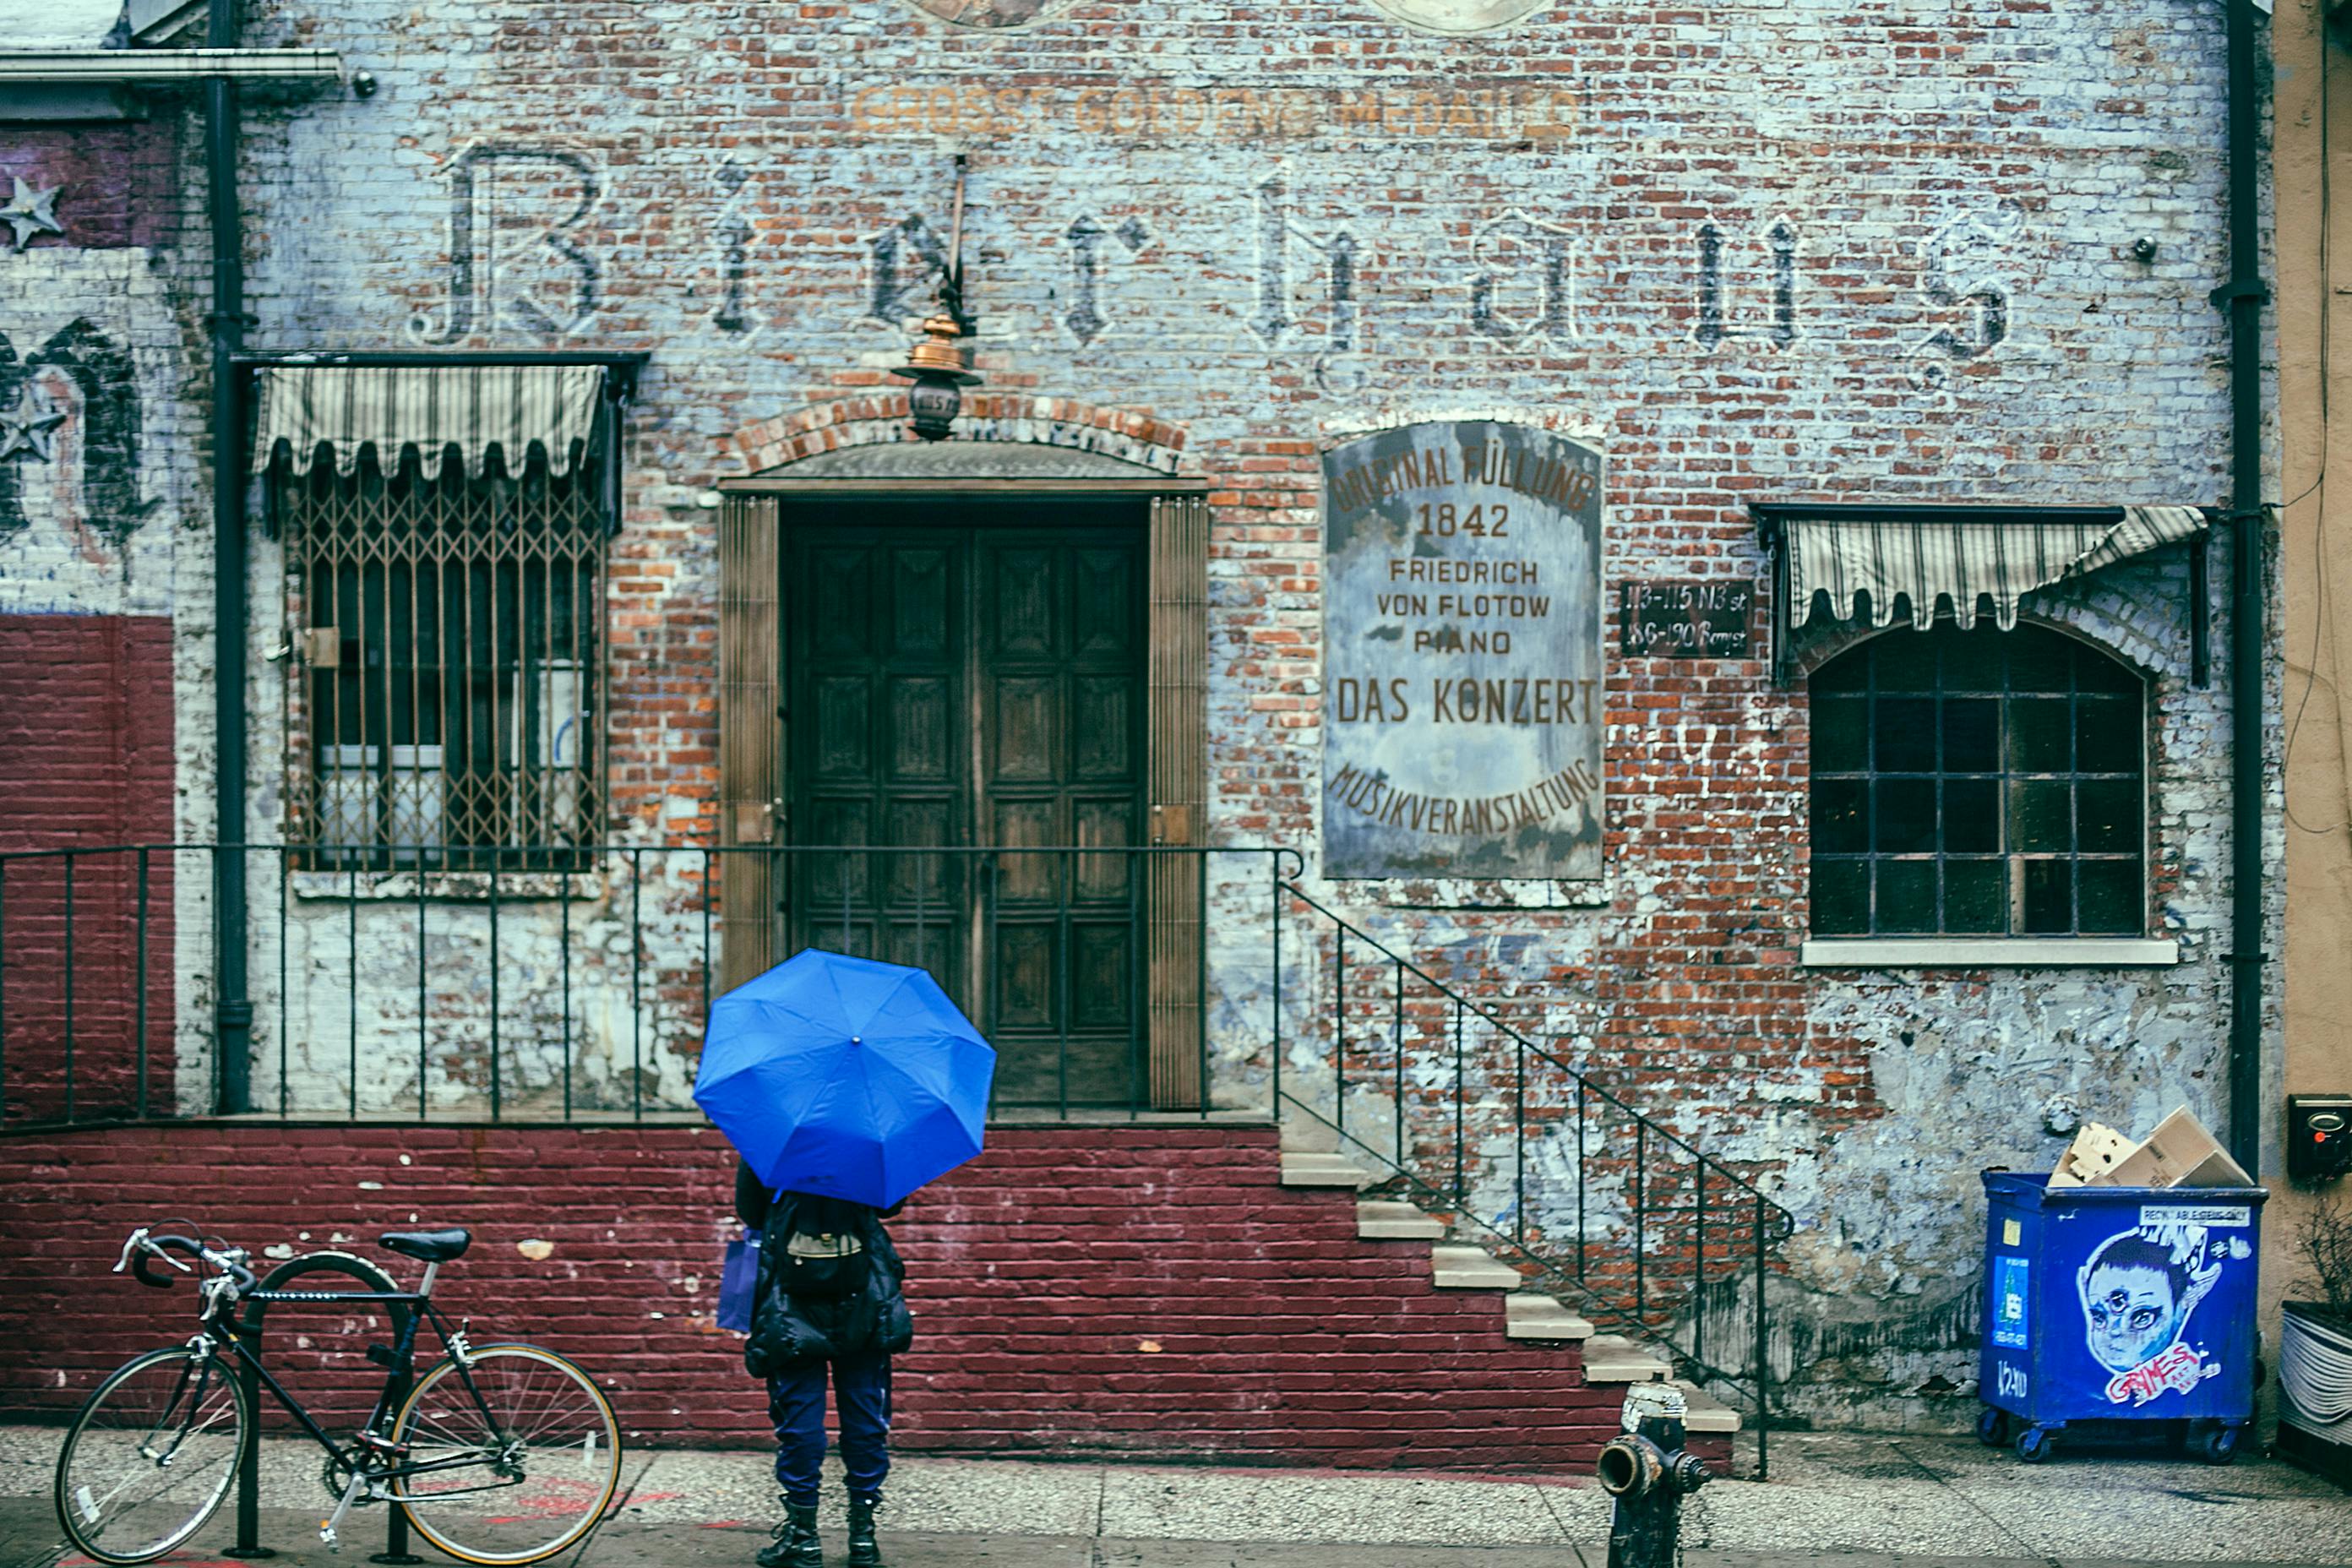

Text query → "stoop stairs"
[1277,1124,1740,1440]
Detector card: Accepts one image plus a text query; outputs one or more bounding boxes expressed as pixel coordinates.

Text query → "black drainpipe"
[207,0,253,1113]
[2219,0,2268,1172]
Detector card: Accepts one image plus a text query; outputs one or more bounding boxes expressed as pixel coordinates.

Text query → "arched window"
[1809,622,2147,938]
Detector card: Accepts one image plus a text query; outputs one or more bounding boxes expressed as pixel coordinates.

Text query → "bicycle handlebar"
[131,1235,192,1288]
[116,1228,259,1296]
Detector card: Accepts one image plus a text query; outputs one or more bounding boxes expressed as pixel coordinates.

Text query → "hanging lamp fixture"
[891,154,982,441]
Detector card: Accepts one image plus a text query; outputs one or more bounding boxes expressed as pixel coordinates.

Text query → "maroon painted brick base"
[0,1124,1691,1472]
[0,614,176,1126]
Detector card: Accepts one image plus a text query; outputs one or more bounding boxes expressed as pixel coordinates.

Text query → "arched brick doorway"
[714,404,1210,1110]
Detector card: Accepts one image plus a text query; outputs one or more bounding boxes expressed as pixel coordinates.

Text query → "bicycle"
[52,1224,622,1565]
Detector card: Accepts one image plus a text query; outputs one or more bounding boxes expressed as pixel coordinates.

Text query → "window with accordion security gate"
[254,363,616,872]
[717,487,1210,1112]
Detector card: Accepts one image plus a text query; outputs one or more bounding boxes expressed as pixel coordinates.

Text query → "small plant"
[2295,1194,2352,1325]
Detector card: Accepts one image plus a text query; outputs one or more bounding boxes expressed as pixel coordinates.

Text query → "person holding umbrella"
[697,950,997,1568]
[732,1168,906,1567]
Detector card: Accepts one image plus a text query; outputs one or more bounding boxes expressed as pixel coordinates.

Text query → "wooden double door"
[784,513,1147,1108]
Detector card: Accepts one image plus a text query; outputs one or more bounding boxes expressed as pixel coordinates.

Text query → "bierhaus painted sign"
[1321,420,1604,880]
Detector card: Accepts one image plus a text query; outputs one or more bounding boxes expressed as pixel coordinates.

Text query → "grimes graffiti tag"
[2106,1342,2205,1407]
[2077,1221,2243,1407]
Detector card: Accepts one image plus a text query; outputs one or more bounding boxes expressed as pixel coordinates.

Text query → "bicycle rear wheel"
[54,1346,251,1565]
[389,1343,621,1565]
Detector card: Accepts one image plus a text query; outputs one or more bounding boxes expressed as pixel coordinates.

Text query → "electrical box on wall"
[2288,1096,2352,1182]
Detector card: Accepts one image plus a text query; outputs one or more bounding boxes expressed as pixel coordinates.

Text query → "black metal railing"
[3,838,1794,1472]
[1277,879,1795,1477]
[0,842,1293,1129]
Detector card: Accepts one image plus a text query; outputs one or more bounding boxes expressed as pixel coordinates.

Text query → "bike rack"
[222,1250,422,1565]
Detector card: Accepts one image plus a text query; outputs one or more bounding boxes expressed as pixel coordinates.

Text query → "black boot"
[847,1494,884,1568]
[755,1497,823,1568]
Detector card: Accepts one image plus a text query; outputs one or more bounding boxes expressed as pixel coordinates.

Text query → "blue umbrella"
[694,948,997,1209]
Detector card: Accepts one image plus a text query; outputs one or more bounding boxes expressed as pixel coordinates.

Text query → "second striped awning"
[1780,504,2208,630]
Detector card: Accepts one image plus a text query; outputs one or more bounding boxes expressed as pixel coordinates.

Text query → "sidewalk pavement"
[3,1425,2349,1568]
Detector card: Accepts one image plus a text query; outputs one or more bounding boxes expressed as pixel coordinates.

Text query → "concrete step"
[1503,1292,1595,1342]
[1581,1333,1671,1383]
[1357,1200,1446,1241]
[1430,1245,1524,1290]
[1279,1153,1376,1190]
[1673,1380,1741,1435]
[1280,1119,1343,1155]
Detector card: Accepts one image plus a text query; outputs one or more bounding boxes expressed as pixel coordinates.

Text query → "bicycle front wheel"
[54,1346,251,1565]
[389,1343,621,1565]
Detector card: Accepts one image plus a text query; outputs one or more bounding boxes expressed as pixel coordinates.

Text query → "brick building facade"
[0,0,2281,1453]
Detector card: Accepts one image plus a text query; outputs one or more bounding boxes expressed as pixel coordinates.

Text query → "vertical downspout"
[207,0,253,1112]
[2222,0,2269,1171]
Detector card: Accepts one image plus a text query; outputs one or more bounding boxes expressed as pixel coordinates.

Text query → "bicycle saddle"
[378,1228,472,1262]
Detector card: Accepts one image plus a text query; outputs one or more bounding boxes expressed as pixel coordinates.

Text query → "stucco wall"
[2270,0,2347,1412]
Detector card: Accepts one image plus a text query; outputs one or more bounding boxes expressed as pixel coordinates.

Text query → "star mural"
[0,178,64,249]
[0,384,67,462]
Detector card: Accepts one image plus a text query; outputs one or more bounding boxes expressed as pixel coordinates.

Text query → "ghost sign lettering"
[1366,0,1550,32]
[1322,420,1604,880]
[901,0,1076,25]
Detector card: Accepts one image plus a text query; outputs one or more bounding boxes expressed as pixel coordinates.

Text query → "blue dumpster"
[1978,1170,2267,1464]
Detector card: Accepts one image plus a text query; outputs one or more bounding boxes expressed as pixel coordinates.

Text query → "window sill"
[1799,937,2180,969]
[289,869,603,903]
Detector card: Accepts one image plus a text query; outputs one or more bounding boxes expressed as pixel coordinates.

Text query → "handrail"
[1284,879,1792,1221]
[1279,875,1793,1478]
[1289,888,1785,1217]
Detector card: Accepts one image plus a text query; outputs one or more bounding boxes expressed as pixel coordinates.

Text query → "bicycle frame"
[199,1282,520,1494]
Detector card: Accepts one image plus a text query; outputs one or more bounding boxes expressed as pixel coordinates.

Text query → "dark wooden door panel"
[809,549,874,657]
[887,675,952,781]
[890,548,951,656]
[989,675,1060,781]
[786,516,1146,1108]
[988,547,1057,656]
[1073,547,1137,655]
[1072,675,1134,780]
[813,675,873,778]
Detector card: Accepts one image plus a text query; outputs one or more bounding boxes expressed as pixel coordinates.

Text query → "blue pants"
[767,1354,892,1505]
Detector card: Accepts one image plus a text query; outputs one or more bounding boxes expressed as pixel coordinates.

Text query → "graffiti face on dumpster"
[2077,1222,2233,1405]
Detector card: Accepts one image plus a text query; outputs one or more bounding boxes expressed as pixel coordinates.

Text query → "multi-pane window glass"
[275,451,607,871]
[1809,623,2146,938]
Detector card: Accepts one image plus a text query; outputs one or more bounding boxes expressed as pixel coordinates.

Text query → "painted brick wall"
[0,613,176,1124]
[0,1124,1680,1472]
[0,0,2284,1429]
[0,125,183,253]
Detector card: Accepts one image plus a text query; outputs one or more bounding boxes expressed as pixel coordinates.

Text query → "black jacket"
[735,1160,912,1375]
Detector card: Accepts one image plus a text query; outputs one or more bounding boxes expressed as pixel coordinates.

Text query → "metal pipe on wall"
[2222,0,2269,1171]
[207,0,253,1113]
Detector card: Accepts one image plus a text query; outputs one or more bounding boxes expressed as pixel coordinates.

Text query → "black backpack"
[767,1194,869,1298]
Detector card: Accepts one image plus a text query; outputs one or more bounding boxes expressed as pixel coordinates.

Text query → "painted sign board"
[1619,578,1756,660]
[1321,420,1603,881]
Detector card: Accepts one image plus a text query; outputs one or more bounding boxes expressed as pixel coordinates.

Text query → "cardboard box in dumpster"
[2049,1105,2253,1190]
[2049,1122,2136,1188]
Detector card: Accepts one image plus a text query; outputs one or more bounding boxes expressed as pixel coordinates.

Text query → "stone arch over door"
[714,403,1211,1108]
[727,392,1189,480]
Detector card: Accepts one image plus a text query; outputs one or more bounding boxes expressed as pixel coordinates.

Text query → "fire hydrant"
[1595,1382,1712,1568]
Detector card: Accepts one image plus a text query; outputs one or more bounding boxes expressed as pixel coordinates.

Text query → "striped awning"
[250,364,608,479]
[1784,505,2209,630]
